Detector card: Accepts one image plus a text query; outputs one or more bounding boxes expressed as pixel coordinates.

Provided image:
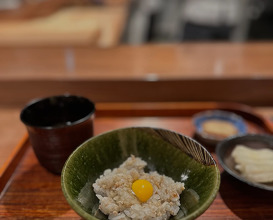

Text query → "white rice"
[93,155,185,220]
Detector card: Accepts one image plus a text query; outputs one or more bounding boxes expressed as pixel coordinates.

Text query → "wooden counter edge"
[0,133,29,197]
[96,102,273,133]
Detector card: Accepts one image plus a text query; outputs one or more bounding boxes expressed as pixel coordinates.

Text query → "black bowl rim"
[20,94,95,129]
[216,133,273,191]
[61,126,220,220]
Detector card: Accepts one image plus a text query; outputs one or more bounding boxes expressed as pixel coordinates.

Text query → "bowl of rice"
[61,127,220,220]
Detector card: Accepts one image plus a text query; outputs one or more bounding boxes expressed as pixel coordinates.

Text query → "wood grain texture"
[1,43,273,79]
[95,102,273,134]
[0,107,25,181]
[1,43,273,106]
[0,102,272,195]
[0,134,29,195]
[0,115,272,219]
[1,78,273,107]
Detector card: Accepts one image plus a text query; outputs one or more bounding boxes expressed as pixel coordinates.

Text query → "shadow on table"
[219,172,273,219]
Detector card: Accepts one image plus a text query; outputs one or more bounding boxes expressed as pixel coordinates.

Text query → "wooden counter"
[0,43,273,106]
[1,43,273,80]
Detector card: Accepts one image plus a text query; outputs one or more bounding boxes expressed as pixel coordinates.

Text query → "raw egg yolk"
[132,179,153,203]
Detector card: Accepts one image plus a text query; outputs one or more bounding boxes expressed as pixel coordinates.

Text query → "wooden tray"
[0,134,29,195]
[1,102,273,219]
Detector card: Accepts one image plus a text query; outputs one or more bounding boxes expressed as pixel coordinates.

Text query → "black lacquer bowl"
[216,134,273,191]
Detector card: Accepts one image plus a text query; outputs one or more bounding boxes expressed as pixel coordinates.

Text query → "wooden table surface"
[0,102,273,219]
[1,43,273,106]
[1,42,273,80]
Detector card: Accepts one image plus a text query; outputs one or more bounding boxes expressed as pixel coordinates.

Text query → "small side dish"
[231,145,273,183]
[93,155,185,220]
[193,110,247,145]
[202,119,238,139]
[216,134,273,191]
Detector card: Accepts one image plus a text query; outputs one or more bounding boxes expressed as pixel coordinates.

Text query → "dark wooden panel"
[1,78,273,107]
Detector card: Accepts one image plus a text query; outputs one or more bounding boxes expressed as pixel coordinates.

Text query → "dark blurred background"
[122,0,273,44]
[0,0,272,47]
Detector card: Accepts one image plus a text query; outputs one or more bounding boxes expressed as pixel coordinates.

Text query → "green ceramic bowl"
[61,127,220,220]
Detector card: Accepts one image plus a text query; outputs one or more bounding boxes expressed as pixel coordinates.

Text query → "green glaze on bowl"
[61,127,220,220]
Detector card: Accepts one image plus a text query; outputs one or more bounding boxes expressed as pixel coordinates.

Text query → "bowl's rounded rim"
[193,110,247,144]
[61,126,221,220]
[216,133,273,191]
[20,94,95,130]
